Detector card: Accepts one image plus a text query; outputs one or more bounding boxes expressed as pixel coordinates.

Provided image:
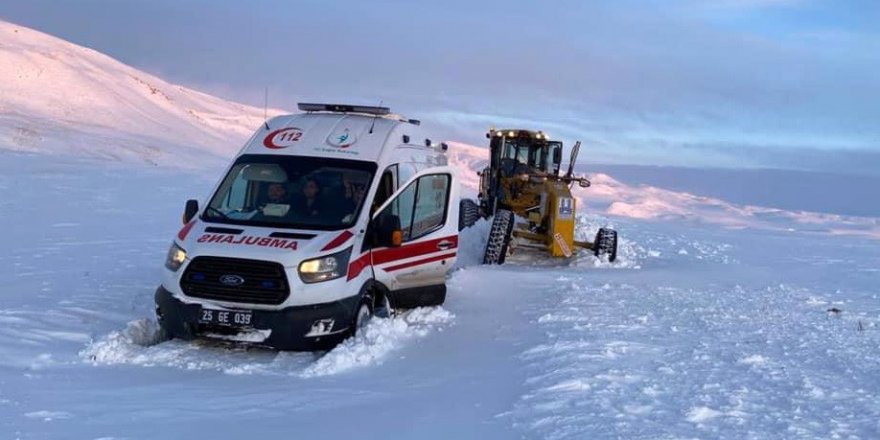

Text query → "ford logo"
[219,274,245,286]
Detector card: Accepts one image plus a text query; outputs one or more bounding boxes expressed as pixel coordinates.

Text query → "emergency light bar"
[298,103,391,116]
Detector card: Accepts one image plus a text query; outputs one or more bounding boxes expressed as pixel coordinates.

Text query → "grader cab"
[476,128,617,264]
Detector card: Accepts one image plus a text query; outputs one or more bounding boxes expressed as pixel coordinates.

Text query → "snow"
[2,18,880,440]
[687,406,724,423]
[7,152,876,438]
[0,19,282,169]
[302,307,455,378]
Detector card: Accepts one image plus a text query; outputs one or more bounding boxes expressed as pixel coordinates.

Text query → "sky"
[1,0,879,175]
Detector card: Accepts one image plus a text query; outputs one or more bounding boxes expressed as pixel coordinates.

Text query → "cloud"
[1,0,878,175]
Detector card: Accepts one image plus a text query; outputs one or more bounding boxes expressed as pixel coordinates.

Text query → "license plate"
[198,307,254,327]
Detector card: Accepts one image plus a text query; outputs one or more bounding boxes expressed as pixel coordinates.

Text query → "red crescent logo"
[263,127,303,149]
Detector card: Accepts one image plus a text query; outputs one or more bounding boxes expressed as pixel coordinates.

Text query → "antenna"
[368,99,382,134]
[263,86,269,130]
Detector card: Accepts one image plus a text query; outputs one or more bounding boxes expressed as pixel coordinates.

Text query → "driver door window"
[373,173,451,244]
[411,174,450,239]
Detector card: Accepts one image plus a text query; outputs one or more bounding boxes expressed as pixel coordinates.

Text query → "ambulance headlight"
[299,247,352,283]
[164,242,187,271]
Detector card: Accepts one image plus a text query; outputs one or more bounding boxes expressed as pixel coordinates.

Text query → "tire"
[483,209,515,265]
[154,307,175,343]
[373,293,392,319]
[459,199,480,231]
[593,228,618,262]
[352,299,373,336]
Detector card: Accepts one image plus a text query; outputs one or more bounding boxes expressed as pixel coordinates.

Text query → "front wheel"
[483,209,514,265]
[353,300,372,335]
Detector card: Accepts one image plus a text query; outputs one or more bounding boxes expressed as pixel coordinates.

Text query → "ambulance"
[155,103,463,350]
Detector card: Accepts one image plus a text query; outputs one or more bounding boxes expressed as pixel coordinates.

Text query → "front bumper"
[154,286,359,351]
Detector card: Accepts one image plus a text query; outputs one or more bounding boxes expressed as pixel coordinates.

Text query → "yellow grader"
[475,128,617,264]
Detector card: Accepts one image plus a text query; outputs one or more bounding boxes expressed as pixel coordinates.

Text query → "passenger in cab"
[342,180,366,214]
[292,178,323,217]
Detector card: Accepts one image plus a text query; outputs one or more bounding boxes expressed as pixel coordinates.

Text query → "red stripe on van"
[372,235,458,265]
[347,253,371,280]
[177,220,197,241]
[321,230,354,252]
[382,252,457,272]
[345,234,459,281]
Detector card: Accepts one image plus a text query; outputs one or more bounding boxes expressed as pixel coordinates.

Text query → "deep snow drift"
[2,150,878,439]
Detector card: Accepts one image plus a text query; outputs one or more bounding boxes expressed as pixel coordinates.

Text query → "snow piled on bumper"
[301,307,454,378]
[79,308,454,377]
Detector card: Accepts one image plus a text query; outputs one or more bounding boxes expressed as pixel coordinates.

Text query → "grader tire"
[483,209,514,265]
[593,228,618,262]
[459,199,480,231]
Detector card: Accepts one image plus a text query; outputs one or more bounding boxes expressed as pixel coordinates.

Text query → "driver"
[266,182,289,204]
[260,182,291,217]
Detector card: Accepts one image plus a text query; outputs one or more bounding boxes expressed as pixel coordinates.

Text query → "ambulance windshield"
[203,155,377,230]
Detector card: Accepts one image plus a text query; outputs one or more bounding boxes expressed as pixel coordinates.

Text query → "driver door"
[370,167,460,308]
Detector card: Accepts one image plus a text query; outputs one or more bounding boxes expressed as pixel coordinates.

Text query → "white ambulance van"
[155,103,461,350]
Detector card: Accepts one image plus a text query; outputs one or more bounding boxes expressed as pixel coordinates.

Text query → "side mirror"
[553,147,562,165]
[183,199,199,224]
[390,229,403,247]
[371,213,402,247]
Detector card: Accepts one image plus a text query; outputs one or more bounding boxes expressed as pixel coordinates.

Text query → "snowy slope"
[3,150,879,439]
[2,17,876,238]
[0,20,281,168]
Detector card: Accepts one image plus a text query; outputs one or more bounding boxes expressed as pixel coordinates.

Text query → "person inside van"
[260,182,292,217]
[266,182,289,204]
[292,178,323,218]
[341,180,366,213]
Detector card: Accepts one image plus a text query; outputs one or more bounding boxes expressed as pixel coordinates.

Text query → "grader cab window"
[497,137,562,176]
[547,141,562,175]
[502,139,542,167]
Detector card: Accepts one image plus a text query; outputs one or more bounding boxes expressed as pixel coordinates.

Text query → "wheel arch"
[358,278,392,314]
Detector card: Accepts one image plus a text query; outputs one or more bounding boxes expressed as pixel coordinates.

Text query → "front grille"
[181,256,290,305]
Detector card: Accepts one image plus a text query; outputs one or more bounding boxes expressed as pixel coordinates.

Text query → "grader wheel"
[593,228,618,262]
[483,209,514,265]
[459,199,480,231]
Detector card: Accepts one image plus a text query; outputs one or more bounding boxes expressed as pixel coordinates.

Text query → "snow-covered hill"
[0,20,281,168]
[2,18,877,239]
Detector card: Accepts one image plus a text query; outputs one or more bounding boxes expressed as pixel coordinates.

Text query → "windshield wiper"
[205,206,229,219]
